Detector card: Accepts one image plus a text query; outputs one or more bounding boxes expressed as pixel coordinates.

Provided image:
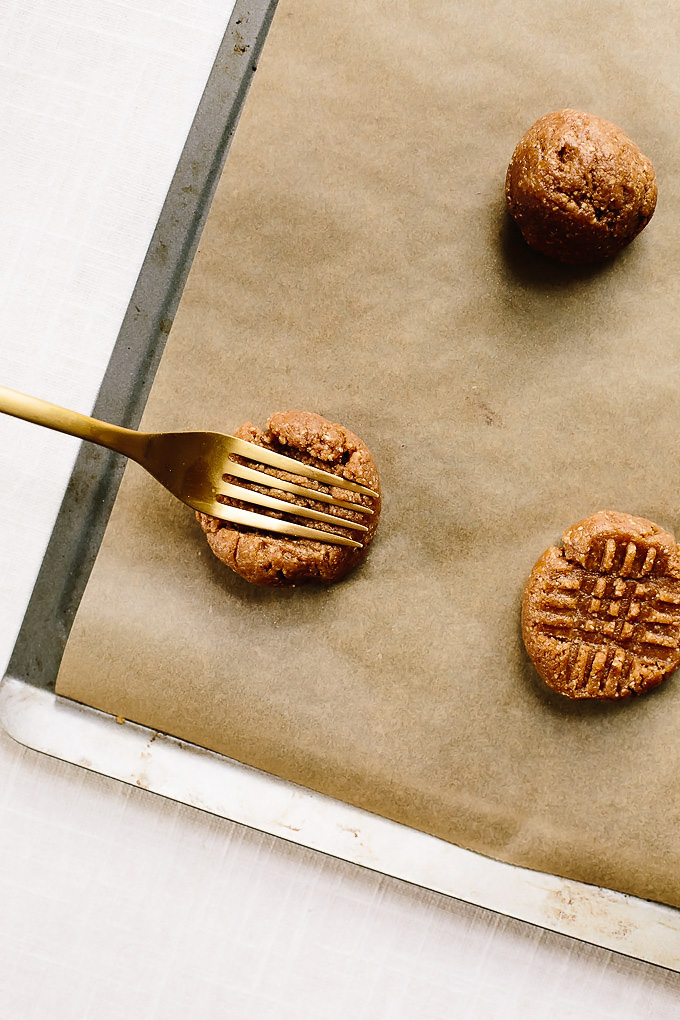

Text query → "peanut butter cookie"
[505,110,657,263]
[522,511,680,699]
[196,410,381,586]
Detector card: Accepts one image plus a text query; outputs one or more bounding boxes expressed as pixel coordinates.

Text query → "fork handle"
[0,385,147,460]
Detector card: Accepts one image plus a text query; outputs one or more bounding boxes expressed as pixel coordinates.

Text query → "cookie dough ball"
[522,511,680,699]
[505,110,657,263]
[197,410,381,586]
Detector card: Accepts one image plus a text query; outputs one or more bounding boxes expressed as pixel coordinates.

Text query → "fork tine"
[191,499,364,548]
[228,436,379,498]
[216,481,369,532]
[222,460,374,514]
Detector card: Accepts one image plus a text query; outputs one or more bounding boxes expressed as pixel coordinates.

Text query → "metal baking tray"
[2,0,680,971]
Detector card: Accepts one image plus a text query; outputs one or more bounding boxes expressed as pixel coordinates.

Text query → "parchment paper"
[57,0,680,906]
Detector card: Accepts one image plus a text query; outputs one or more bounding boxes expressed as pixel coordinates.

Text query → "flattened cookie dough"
[197,410,381,587]
[505,110,657,263]
[522,511,680,699]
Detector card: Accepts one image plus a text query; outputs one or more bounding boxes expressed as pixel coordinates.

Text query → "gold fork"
[0,385,378,548]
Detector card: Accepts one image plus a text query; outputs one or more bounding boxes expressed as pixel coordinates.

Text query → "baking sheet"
[57,0,680,908]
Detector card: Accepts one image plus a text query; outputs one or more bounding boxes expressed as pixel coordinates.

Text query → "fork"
[0,385,378,548]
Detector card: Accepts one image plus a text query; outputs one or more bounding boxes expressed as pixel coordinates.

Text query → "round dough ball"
[505,110,657,263]
[196,410,381,587]
[522,511,680,699]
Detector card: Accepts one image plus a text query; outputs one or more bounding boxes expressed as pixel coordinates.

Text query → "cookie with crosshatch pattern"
[522,511,680,699]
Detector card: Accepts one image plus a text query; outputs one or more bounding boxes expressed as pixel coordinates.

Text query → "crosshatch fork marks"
[537,545,680,696]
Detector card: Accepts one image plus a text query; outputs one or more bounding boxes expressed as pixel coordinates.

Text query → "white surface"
[1,1,680,1016]
[0,0,234,663]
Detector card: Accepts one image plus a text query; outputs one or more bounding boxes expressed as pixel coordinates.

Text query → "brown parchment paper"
[57,0,680,906]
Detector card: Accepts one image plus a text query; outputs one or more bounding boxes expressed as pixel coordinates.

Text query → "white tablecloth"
[1,2,679,1015]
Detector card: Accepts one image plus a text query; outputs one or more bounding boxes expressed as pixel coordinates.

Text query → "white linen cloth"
[0,1,679,1016]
